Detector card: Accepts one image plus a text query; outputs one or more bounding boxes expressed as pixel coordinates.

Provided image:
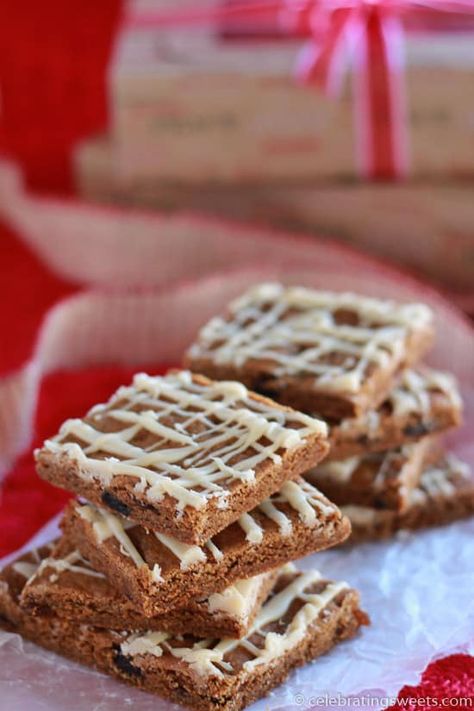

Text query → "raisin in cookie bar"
[306,436,438,512]
[1,563,369,711]
[36,370,329,545]
[342,455,474,542]
[19,538,278,639]
[185,283,434,419]
[328,368,462,461]
[61,476,351,616]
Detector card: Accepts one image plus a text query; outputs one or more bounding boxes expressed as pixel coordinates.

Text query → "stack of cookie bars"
[1,283,472,710]
[1,370,368,710]
[186,284,473,543]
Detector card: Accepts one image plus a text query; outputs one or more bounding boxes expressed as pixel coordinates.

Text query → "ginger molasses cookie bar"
[342,455,474,542]
[1,563,369,711]
[19,538,277,639]
[61,476,351,616]
[327,368,462,461]
[185,283,434,419]
[35,370,329,545]
[306,436,438,512]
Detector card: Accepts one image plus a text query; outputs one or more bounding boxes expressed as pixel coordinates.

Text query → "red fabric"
[0,0,471,700]
[0,0,122,192]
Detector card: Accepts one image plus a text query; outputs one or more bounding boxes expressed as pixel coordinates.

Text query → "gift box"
[74,2,474,308]
[104,16,474,184]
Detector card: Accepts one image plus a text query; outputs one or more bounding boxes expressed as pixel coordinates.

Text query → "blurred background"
[1,0,474,313]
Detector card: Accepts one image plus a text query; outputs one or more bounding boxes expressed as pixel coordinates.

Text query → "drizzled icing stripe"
[311,441,423,490]
[12,542,55,580]
[238,513,264,544]
[13,561,42,579]
[154,532,206,570]
[188,283,433,394]
[121,570,349,677]
[257,500,292,537]
[78,506,146,569]
[313,457,360,483]
[342,455,472,519]
[338,367,462,434]
[207,573,272,617]
[40,370,326,513]
[76,477,338,582]
[389,368,461,419]
[412,456,470,500]
[17,548,105,586]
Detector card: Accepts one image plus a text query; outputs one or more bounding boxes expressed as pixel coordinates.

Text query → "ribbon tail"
[295,8,353,97]
[354,9,409,180]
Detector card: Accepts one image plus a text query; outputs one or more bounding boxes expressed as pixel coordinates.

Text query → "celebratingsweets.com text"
[292,693,473,709]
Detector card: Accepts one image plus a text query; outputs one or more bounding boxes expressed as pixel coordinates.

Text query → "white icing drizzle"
[415,459,462,499]
[340,504,380,526]
[76,477,336,581]
[309,441,424,492]
[121,631,167,658]
[238,512,264,544]
[121,569,349,677]
[13,561,41,579]
[338,367,462,435]
[41,370,326,512]
[207,573,270,618]
[78,505,147,569]
[274,479,336,521]
[257,500,292,537]
[11,542,55,581]
[36,550,106,583]
[343,455,471,520]
[204,540,224,562]
[390,368,461,418]
[313,457,360,484]
[19,548,105,588]
[242,580,348,672]
[154,532,206,570]
[188,283,433,394]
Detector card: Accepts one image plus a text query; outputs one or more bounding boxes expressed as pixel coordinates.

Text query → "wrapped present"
[74,1,474,308]
[104,1,474,183]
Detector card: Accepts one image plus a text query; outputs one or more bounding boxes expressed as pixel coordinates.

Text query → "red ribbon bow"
[127,0,474,180]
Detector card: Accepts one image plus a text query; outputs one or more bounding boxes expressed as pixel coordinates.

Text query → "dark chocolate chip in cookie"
[113,650,143,678]
[101,492,131,517]
[403,422,431,437]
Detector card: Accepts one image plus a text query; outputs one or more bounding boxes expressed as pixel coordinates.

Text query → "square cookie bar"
[184,283,434,419]
[19,537,278,639]
[0,563,369,711]
[306,436,437,512]
[36,370,329,545]
[61,476,351,616]
[342,455,474,542]
[328,368,462,461]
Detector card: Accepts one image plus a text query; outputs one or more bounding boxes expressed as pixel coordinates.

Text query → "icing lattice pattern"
[410,455,471,503]
[19,548,105,586]
[310,442,421,488]
[341,455,472,523]
[339,367,461,433]
[77,477,338,583]
[187,283,433,394]
[120,569,349,677]
[39,370,326,512]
